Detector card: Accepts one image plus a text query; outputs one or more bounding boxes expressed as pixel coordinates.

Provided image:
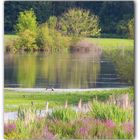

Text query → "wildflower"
[4,123,16,134]
[43,126,55,139]
[122,122,134,134]
[76,127,89,138]
[105,120,116,128]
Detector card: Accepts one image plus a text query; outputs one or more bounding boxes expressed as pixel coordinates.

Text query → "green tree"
[36,23,53,50]
[15,9,38,50]
[15,9,37,33]
[116,20,128,38]
[47,16,57,29]
[59,8,101,37]
[128,18,134,38]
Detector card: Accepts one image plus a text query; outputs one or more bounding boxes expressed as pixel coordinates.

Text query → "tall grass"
[51,107,78,122]
[89,100,133,124]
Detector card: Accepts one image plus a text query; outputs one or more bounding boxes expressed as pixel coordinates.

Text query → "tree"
[116,20,128,38]
[59,8,101,37]
[128,18,134,38]
[47,16,57,29]
[15,9,38,50]
[15,9,37,33]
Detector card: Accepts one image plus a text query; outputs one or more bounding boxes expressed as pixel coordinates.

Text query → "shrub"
[36,23,53,50]
[51,107,78,122]
[36,22,71,51]
[15,29,37,51]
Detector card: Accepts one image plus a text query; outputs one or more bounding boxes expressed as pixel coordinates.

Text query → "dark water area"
[4,51,134,88]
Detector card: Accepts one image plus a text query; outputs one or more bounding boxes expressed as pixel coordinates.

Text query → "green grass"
[86,38,134,47]
[86,38,134,51]
[4,88,134,112]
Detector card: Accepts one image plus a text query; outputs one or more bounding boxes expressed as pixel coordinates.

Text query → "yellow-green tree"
[15,9,38,50]
[59,8,101,37]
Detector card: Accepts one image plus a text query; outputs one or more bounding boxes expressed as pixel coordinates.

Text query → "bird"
[51,88,54,91]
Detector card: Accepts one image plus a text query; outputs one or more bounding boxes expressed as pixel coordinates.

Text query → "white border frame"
[0,0,140,139]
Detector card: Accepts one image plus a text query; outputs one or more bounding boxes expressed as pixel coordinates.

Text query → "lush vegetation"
[4,1,134,38]
[4,2,134,52]
[4,89,134,139]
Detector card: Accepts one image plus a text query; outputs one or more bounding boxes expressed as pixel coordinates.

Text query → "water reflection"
[16,54,37,87]
[4,49,134,88]
[112,50,134,84]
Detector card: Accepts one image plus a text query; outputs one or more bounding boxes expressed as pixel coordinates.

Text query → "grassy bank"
[4,35,17,46]
[4,88,134,112]
[86,38,134,52]
[86,38,134,47]
[4,35,134,52]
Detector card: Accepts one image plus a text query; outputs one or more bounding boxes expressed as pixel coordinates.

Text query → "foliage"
[15,9,38,50]
[15,9,37,33]
[51,107,78,122]
[5,1,134,38]
[36,21,71,51]
[15,29,37,51]
[47,16,57,29]
[89,100,133,124]
[128,18,134,38]
[116,20,129,38]
[36,23,53,50]
[59,8,101,37]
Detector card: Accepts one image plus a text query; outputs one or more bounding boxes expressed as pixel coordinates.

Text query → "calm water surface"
[4,50,134,88]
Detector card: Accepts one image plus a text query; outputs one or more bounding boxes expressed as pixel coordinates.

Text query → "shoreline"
[4,87,130,93]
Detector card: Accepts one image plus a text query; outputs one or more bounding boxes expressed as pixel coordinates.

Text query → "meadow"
[5,88,134,112]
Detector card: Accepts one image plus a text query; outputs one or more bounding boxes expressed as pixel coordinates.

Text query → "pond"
[4,50,134,88]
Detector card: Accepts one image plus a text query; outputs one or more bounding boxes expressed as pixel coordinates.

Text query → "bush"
[15,29,37,51]
[36,23,53,50]
[36,22,71,51]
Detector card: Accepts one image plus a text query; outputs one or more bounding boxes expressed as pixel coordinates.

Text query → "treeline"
[4,1,134,38]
